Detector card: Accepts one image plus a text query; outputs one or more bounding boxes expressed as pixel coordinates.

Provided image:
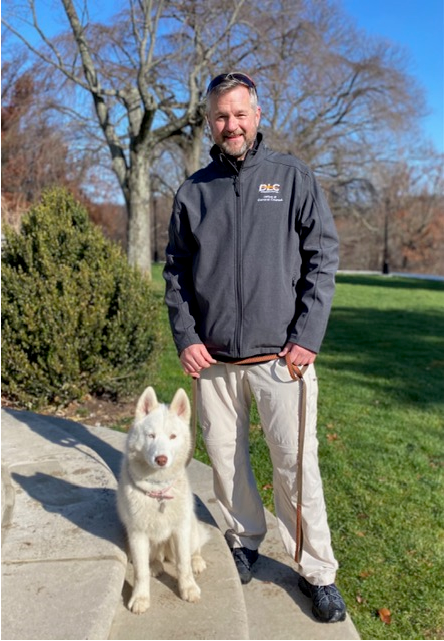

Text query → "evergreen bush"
[1,188,162,408]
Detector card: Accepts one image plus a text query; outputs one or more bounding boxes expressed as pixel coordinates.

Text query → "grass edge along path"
[149,266,444,640]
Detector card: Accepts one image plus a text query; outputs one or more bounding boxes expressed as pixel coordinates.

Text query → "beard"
[219,130,256,159]
[220,138,248,158]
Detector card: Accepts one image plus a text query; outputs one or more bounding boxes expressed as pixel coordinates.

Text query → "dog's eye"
[148,433,155,439]
[170,434,177,440]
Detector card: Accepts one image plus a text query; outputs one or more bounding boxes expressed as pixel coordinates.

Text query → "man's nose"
[225,116,239,132]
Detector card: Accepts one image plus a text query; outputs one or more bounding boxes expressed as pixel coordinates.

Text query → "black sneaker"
[298,576,346,623]
[231,547,259,584]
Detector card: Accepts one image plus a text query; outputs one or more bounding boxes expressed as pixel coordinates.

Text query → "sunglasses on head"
[206,72,256,94]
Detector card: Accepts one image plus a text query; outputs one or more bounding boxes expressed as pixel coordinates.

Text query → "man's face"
[207,85,261,160]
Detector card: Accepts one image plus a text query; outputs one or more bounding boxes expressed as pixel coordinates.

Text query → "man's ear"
[255,105,262,127]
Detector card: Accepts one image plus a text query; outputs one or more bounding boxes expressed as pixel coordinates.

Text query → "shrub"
[1,188,162,408]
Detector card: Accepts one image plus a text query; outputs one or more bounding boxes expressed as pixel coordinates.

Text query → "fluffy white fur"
[117,386,208,614]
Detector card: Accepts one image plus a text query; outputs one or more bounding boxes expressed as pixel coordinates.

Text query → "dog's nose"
[155,455,168,467]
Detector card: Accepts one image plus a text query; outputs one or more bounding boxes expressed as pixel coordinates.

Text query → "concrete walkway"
[1,408,360,640]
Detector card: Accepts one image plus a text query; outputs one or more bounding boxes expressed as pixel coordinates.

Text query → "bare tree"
[331,146,444,273]
[2,0,251,275]
[247,0,425,177]
[1,56,89,227]
[374,150,444,274]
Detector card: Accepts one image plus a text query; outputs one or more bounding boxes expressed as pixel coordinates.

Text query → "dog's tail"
[163,520,210,562]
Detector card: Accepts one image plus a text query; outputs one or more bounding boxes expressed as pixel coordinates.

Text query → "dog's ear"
[135,386,158,421]
[169,388,191,424]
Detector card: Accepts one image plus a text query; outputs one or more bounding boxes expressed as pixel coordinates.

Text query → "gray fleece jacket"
[163,134,339,359]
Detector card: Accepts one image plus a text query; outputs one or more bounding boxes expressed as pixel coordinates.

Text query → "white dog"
[117,386,208,614]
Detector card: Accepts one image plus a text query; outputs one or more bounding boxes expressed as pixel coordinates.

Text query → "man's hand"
[180,344,217,378]
[279,342,317,366]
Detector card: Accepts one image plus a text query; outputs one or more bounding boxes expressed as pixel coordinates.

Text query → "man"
[163,72,346,623]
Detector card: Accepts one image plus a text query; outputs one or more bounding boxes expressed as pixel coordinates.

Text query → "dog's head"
[127,386,191,470]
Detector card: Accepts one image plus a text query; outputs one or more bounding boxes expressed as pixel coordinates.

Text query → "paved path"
[1,408,360,640]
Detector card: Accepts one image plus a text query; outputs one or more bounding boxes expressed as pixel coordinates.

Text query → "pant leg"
[197,363,267,550]
[247,360,339,585]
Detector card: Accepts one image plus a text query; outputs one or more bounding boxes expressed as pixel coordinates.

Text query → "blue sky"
[341,0,444,153]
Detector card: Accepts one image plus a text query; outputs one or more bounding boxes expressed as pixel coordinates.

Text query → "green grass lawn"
[148,265,444,640]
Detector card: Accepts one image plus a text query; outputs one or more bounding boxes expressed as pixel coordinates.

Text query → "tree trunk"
[126,154,152,277]
[184,121,206,178]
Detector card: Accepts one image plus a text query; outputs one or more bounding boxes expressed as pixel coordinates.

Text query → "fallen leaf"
[262,484,273,490]
[378,607,391,624]
[356,531,366,537]
[327,433,338,441]
[356,594,364,604]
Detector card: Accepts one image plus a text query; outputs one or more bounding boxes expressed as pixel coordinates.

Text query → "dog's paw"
[128,593,150,614]
[179,581,201,603]
[192,554,207,575]
[150,560,164,577]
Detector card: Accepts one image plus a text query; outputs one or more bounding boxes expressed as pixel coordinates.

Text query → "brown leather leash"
[188,353,308,564]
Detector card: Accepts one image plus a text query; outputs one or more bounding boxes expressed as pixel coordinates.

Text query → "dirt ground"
[2,394,136,432]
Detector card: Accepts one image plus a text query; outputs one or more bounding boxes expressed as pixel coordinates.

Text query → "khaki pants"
[197,359,338,585]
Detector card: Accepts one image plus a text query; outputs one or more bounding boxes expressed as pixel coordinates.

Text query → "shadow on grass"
[322,304,444,407]
[336,274,444,292]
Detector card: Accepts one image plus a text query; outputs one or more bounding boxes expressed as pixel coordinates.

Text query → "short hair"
[205,72,258,112]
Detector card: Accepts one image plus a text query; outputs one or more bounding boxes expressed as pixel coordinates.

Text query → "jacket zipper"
[233,172,242,357]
